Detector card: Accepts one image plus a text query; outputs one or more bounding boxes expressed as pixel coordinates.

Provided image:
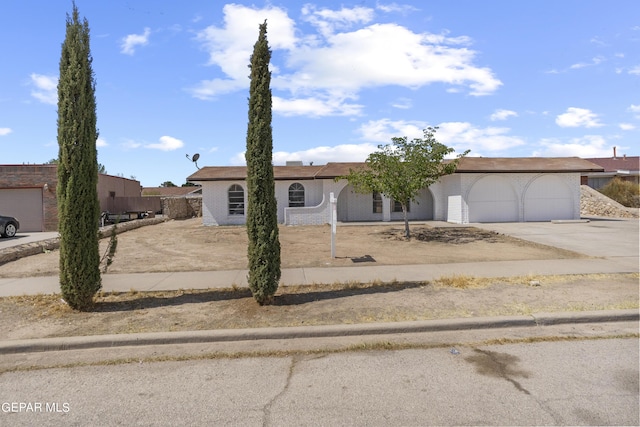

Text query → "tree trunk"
[403,204,410,239]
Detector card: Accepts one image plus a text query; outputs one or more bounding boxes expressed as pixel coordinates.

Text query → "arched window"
[228,184,244,215]
[372,192,382,213]
[288,183,305,207]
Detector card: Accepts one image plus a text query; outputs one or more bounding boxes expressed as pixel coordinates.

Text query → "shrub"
[598,178,640,208]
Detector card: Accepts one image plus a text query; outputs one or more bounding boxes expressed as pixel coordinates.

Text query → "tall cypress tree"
[245,21,281,305]
[57,3,101,310]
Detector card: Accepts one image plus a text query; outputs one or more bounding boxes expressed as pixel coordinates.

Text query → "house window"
[372,192,382,213]
[288,183,305,207]
[393,199,410,213]
[228,184,244,215]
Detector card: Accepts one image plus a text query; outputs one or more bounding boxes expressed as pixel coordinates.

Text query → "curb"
[1,309,637,355]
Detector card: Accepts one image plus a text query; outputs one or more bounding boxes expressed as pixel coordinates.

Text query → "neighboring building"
[187,157,603,226]
[0,164,160,232]
[582,151,640,189]
[142,185,202,219]
[142,186,201,197]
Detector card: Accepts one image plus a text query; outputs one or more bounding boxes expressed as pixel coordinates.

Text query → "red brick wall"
[1,165,144,232]
[0,165,58,231]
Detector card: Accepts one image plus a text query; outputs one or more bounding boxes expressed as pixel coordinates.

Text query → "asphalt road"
[1,337,637,426]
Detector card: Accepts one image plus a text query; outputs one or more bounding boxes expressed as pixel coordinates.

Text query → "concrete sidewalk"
[0,218,637,359]
[1,256,638,297]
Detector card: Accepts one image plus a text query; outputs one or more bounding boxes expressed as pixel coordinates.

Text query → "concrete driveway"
[475,217,639,269]
[0,232,59,250]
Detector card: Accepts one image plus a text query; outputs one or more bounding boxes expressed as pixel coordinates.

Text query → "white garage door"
[524,175,573,221]
[468,175,519,223]
[0,188,43,232]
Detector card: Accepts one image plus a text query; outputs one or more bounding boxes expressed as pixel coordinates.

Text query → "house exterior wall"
[284,179,338,225]
[275,180,323,223]
[198,171,583,226]
[201,181,247,226]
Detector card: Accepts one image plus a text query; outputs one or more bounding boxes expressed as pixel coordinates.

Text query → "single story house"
[0,164,160,232]
[187,157,603,226]
[582,154,639,190]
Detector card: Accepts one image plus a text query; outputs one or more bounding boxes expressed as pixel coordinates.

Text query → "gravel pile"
[580,185,639,218]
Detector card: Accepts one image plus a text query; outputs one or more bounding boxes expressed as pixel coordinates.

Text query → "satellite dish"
[186,153,201,170]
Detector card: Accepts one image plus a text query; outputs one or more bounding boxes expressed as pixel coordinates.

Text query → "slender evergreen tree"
[245,21,281,305]
[57,3,101,310]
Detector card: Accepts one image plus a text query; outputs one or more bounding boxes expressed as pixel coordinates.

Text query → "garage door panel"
[524,175,573,221]
[468,176,518,223]
[0,188,43,232]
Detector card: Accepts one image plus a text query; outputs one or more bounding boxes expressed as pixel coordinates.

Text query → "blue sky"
[1,1,638,187]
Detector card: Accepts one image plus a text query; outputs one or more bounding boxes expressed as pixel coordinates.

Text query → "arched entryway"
[337,185,434,221]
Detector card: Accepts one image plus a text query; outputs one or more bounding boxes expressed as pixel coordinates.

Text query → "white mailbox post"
[330,192,337,258]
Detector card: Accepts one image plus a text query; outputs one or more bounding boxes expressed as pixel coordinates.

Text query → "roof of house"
[583,156,640,173]
[188,165,325,181]
[453,157,603,173]
[187,157,604,182]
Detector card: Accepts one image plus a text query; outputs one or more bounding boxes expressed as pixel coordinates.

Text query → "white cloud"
[302,4,374,38]
[273,94,363,117]
[629,104,640,118]
[230,142,378,166]
[532,135,612,157]
[629,65,640,75]
[390,97,412,109]
[191,4,502,114]
[120,27,151,55]
[490,109,518,121]
[376,3,419,14]
[569,56,604,69]
[619,123,635,131]
[357,119,525,153]
[145,135,184,151]
[120,139,142,150]
[358,119,427,143]
[556,107,603,128]
[29,73,57,105]
[96,137,108,147]
[190,4,296,100]
[589,37,607,47]
[436,122,526,152]
[0,127,12,136]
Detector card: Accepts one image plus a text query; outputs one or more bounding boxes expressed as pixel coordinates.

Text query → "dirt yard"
[1,219,637,341]
[0,218,586,277]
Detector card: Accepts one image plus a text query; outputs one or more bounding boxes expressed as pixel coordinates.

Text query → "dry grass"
[1,273,636,340]
[433,275,491,289]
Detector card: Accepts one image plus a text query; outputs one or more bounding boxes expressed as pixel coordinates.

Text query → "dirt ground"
[0,219,637,341]
[0,218,587,277]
